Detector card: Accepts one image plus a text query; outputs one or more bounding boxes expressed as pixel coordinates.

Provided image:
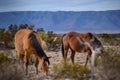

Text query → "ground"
[0,48,117,80]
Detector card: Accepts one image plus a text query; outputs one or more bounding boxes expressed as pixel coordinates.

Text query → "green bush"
[37,31,61,51]
[0,53,11,64]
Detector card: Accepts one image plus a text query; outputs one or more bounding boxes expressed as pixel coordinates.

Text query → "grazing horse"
[61,32,103,67]
[15,29,51,76]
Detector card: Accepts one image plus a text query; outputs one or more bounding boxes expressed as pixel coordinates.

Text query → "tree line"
[0,24,61,50]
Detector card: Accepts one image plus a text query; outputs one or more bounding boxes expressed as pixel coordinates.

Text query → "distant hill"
[0,10,120,33]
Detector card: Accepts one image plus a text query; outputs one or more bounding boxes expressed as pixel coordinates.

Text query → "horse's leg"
[25,52,30,75]
[85,55,89,67]
[90,51,95,73]
[70,50,75,64]
[84,50,91,67]
[89,51,95,80]
[19,53,24,70]
[64,48,68,63]
[35,57,39,74]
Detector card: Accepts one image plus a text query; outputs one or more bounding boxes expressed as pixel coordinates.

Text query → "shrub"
[97,47,120,80]
[0,53,23,80]
[52,60,90,80]
[0,53,11,64]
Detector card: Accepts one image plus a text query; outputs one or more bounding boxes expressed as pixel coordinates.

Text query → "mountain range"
[0,10,120,33]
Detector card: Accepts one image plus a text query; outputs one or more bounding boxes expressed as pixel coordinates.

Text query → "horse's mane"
[87,32,103,49]
[87,32,93,39]
[28,32,47,57]
[28,31,50,64]
[87,32,98,41]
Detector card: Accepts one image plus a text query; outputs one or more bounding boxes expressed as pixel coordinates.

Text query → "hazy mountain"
[0,10,120,33]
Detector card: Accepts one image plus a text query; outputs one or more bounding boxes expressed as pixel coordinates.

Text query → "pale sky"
[0,0,120,12]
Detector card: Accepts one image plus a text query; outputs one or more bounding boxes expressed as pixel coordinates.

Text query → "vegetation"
[1,24,120,80]
[46,31,61,51]
[98,47,120,80]
[98,33,120,46]
[37,28,61,51]
[0,53,23,80]
[52,60,90,80]
[0,53,11,63]
[0,24,35,49]
[95,34,120,80]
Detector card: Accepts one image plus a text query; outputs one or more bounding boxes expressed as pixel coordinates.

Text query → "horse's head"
[39,56,51,76]
[77,32,103,56]
[89,33,103,56]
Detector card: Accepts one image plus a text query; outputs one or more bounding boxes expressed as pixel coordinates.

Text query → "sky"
[0,0,120,12]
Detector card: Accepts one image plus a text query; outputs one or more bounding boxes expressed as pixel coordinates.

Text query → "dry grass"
[95,47,120,80]
[52,60,90,80]
[0,53,24,80]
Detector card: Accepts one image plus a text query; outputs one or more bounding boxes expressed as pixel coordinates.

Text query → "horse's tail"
[28,32,45,57]
[61,34,66,58]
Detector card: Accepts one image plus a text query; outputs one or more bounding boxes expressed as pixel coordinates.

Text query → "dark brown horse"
[61,32,103,67]
[15,29,51,76]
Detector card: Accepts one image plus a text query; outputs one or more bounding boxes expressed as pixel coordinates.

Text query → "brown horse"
[15,29,51,76]
[61,32,103,67]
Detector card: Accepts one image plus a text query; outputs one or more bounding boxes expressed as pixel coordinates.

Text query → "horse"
[61,32,103,67]
[15,29,51,76]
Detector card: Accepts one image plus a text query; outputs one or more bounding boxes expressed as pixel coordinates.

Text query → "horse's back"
[15,29,33,54]
[66,32,92,42]
[62,32,94,52]
[62,32,81,52]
